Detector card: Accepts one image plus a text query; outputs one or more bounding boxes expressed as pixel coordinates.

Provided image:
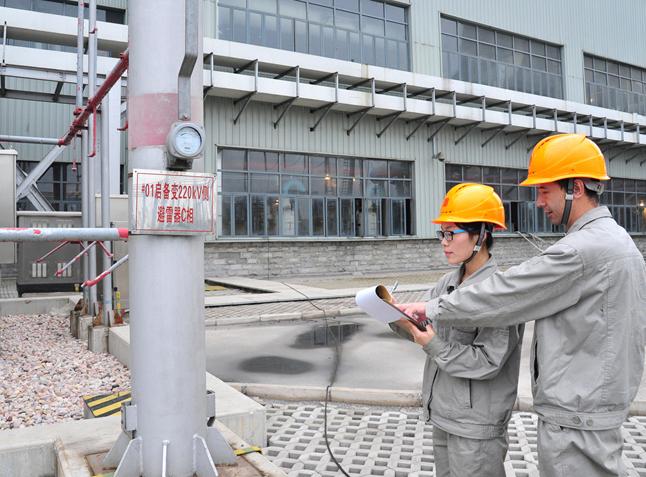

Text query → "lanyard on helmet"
[560,178,574,226]
[463,222,487,265]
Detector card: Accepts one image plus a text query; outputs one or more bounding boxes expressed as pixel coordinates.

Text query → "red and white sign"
[131,169,215,235]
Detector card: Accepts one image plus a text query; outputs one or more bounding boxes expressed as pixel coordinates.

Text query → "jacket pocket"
[454,377,472,409]
[451,327,477,345]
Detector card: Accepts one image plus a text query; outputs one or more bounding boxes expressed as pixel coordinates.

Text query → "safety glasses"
[435,229,467,241]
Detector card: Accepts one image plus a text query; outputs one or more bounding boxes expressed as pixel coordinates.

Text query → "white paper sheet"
[355,285,416,326]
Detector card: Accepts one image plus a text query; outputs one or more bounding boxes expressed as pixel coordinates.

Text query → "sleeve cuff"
[423,335,446,358]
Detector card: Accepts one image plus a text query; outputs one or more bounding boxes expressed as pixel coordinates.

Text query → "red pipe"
[58,50,129,147]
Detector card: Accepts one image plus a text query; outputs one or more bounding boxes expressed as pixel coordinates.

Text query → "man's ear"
[572,178,586,199]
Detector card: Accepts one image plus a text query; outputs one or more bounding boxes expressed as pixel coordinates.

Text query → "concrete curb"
[205,306,364,327]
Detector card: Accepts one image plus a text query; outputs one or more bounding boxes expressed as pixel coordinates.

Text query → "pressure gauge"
[166,121,205,169]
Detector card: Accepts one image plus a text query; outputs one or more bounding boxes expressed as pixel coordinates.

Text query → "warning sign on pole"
[130,169,215,235]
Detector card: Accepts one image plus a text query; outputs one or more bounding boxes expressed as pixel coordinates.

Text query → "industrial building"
[2,0,646,280]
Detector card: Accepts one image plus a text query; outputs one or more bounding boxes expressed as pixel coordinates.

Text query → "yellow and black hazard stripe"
[234,446,262,456]
[83,390,131,418]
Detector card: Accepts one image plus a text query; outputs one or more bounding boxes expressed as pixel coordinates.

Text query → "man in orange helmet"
[398,134,646,477]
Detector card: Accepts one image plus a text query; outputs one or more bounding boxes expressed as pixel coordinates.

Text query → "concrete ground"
[203,274,646,476]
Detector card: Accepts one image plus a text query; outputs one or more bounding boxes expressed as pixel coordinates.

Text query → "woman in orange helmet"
[391,183,524,477]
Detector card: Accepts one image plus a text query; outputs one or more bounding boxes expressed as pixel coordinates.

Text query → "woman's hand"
[396,302,428,322]
[396,318,436,346]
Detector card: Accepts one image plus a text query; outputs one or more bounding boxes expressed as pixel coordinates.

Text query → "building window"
[584,54,646,115]
[219,148,413,237]
[445,164,558,233]
[441,16,563,99]
[16,161,82,212]
[601,178,646,233]
[218,0,409,70]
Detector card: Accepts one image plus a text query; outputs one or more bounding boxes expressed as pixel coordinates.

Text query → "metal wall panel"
[0,151,17,264]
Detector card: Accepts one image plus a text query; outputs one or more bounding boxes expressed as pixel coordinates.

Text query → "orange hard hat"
[520,133,610,186]
[433,183,506,229]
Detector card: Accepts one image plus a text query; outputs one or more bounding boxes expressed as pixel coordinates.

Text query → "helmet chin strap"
[560,178,574,227]
[463,222,487,265]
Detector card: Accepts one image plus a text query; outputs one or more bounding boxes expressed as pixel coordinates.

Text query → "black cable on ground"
[279,282,352,477]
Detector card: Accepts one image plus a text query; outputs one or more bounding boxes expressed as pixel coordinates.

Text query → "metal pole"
[0,227,128,242]
[109,1,234,475]
[77,0,90,306]
[87,0,98,314]
[100,97,112,326]
[0,135,60,145]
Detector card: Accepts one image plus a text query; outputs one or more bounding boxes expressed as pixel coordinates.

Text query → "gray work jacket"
[425,206,646,431]
[391,257,524,439]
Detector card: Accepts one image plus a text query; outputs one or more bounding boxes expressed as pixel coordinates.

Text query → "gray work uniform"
[391,257,524,477]
[424,206,646,477]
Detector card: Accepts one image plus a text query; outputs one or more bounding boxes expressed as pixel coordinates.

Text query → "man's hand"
[396,318,435,346]
[396,302,428,322]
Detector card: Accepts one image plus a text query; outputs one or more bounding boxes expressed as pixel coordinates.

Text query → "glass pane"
[281,175,309,194]
[502,185,518,201]
[338,178,362,196]
[530,40,545,56]
[297,198,310,235]
[386,22,406,40]
[248,0,277,13]
[249,12,262,44]
[309,4,333,24]
[445,164,462,181]
[458,22,476,39]
[295,20,308,52]
[532,56,547,72]
[477,26,495,44]
[496,32,512,48]
[497,47,513,64]
[362,34,375,65]
[515,36,530,52]
[365,199,382,235]
[459,38,477,55]
[221,149,246,170]
[584,55,593,68]
[501,168,518,183]
[280,17,295,50]
[336,10,359,30]
[35,0,64,14]
[312,198,325,236]
[515,51,530,67]
[267,196,279,235]
[340,199,354,236]
[391,199,404,235]
[389,161,411,178]
[362,16,384,36]
[281,197,296,235]
[338,158,361,176]
[250,173,279,193]
[546,44,560,59]
[264,14,279,47]
[310,156,336,176]
[234,196,248,235]
[442,34,458,52]
[248,150,279,170]
[385,4,405,23]
[350,31,361,62]
[323,26,335,58]
[282,153,307,172]
[309,23,322,55]
[547,60,561,75]
[327,199,338,236]
[218,7,232,39]
[463,165,481,182]
[366,159,387,177]
[480,43,495,60]
[222,172,247,192]
[221,195,232,235]
[593,57,607,72]
[361,0,383,17]
[233,8,247,43]
[441,17,457,35]
[389,180,411,197]
[366,179,387,197]
[482,166,499,183]
[251,196,266,235]
[336,0,359,11]
[279,0,306,18]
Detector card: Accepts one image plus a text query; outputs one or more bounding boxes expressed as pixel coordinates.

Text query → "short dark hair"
[556,178,600,204]
[456,222,494,251]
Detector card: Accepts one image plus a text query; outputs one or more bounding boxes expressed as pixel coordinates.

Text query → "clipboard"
[355,285,428,332]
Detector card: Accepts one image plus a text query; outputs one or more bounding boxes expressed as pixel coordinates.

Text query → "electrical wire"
[279,281,352,477]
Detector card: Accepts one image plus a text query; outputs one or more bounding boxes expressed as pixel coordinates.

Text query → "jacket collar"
[446,255,498,290]
[567,206,613,234]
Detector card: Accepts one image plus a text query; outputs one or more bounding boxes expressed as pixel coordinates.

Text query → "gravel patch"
[0,313,130,430]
